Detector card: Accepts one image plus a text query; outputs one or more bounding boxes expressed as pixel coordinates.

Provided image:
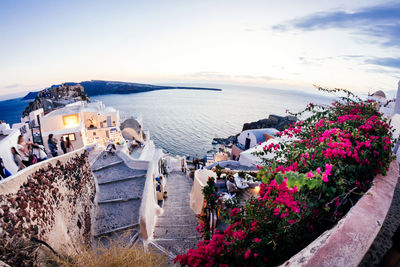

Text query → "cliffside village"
[1,83,400,266]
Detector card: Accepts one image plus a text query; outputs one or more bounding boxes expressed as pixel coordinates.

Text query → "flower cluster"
[198,176,217,240]
[175,87,395,266]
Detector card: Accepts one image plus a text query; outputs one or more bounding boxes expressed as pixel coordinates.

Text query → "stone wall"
[0,148,96,266]
[282,159,399,267]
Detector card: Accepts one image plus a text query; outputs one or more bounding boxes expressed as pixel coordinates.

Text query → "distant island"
[22,80,222,100]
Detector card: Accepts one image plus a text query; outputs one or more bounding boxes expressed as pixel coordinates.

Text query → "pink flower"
[244,249,251,259]
[253,238,261,243]
[233,229,246,240]
[316,167,321,174]
[254,253,259,258]
[288,219,295,225]
[335,197,340,207]
[306,171,314,178]
[230,208,241,217]
[325,164,333,175]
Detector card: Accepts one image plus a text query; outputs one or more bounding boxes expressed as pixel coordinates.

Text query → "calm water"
[0,85,332,157]
[93,85,332,157]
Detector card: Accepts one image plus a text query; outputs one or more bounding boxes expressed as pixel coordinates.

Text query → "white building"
[34,101,123,154]
[231,128,279,161]
[0,122,21,174]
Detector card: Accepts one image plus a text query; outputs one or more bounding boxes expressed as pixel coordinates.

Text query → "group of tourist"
[47,134,74,157]
[1,133,75,178]
[10,135,48,171]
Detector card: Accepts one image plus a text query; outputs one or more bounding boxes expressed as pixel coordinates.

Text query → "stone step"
[97,177,146,202]
[151,172,199,260]
[98,174,146,185]
[162,199,191,206]
[94,228,140,248]
[94,165,145,183]
[163,195,190,201]
[164,188,192,194]
[92,160,124,172]
[153,225,199,240]
[162,202,192,210]
[95,223,139,237]
[161,206,194,214]
[94,199,141,234]
[156,215,198,226]
[91,152,123,170]
[98,196,141,205]
[165,177,191,182]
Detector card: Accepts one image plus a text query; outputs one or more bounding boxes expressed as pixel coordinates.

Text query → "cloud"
[191,72,280,81]
[4,83,21,89]
[274,2,400,47]
[366,57,400,69]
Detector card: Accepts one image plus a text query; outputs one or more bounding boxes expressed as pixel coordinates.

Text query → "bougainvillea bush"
[175,87,396,266]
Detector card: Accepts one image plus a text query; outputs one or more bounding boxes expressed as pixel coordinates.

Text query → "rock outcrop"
[22,80,222,100]
[22,83,89,117]
[242,114,297,132]
[213,114,297,145]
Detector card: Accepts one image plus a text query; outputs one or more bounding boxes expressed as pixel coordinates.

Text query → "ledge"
[283,159,399,267]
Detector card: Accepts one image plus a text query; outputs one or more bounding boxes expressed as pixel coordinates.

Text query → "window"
[63,114,79,127]
[62,133,76,141]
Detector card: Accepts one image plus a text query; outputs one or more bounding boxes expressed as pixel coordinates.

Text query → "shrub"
[175,87,396,266]
[49,243,166,267]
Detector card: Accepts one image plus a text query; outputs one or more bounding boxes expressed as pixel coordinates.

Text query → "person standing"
[65,137,74,153]
[11,147,25,171]
[17,135,31,166]
[48,134,58,157]
[32,143,48,162]
[60,137,67,154]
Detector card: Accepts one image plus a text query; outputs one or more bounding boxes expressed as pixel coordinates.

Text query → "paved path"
[150,171,201,264]
[360,175,400,266]
[91,151,147,246]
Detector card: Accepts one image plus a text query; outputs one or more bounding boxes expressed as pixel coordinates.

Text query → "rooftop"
[45,104,82,117]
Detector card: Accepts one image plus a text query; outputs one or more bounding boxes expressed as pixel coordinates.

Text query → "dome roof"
[372,90,386,98]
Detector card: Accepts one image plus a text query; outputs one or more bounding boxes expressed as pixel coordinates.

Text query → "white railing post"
[393,80,400,115]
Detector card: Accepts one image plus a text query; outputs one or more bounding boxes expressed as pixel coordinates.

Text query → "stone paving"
[91,151,146,246]
[360,175,400,267]
[150,171,201,264]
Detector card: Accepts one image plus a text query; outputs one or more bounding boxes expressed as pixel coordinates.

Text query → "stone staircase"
[91,151,147,246]
[150,171,201,263]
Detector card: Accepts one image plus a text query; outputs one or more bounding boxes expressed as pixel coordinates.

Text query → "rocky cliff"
[22,83,89,117]
[242,114,297,132]
[22,80,222,100]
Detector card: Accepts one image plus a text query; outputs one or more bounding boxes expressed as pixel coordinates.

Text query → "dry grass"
[48,242,167,267]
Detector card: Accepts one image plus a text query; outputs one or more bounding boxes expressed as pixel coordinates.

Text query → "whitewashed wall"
[0,129,21,175]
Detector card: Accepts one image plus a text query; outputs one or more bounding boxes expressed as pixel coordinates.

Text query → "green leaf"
[275,173,284,185]
[286,172,296,188]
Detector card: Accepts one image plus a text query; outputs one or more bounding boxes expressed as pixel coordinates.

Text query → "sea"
[0,85,334,157]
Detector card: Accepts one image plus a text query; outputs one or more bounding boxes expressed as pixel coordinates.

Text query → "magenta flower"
[244,249,252,259]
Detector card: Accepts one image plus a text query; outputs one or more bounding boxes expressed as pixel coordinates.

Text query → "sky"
[0,0,399,98]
